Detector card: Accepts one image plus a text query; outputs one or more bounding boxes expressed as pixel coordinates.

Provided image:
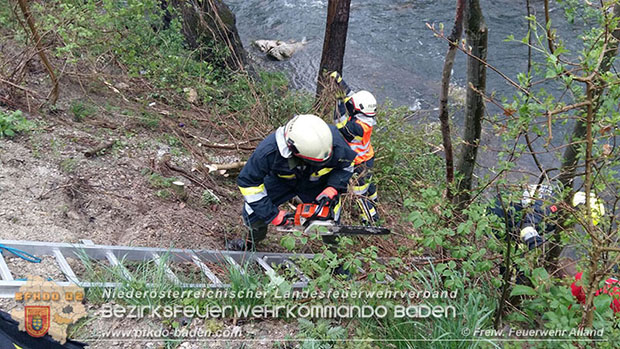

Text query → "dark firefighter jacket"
[489,192,559,241]
[238,125,357,223]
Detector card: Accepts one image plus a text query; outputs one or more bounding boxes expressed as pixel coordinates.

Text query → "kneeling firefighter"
[227,114,357,251]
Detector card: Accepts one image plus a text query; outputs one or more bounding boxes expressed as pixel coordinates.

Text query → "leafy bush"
[218,71,314,128]
[295,318,347,349]
[373,103,445,203]
[0,110,34,138]
[70,100,96,122]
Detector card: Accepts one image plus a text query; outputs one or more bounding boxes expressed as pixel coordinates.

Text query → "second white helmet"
[284,114,333,163]
[572,191,605,226]
[347,90,377,117]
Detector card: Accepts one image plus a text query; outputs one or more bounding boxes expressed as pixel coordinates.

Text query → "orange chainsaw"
[277,198,390,236]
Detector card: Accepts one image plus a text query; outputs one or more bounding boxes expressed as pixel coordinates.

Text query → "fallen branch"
[38,183,73,200]
[101,79,130,102]
[84,140,117,157]
[0,78,44,99]
[162,157,234,200]
[204,161,247,173]
[186,131,258,150]
[163,118,258,150]
[163,157,209,189]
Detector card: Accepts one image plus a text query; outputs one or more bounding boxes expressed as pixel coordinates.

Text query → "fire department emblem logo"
[25,305,50,337]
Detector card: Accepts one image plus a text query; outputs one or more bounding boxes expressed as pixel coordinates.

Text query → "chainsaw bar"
[277,221,391,236]
[327,225,391,236]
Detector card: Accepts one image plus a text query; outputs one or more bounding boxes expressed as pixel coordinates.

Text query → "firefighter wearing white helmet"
[490,185,607,251]
[229,114,357,251]
[328,71,379,224]
[347,90,377,117]
[284,114,333,163]
[571,191,605,226]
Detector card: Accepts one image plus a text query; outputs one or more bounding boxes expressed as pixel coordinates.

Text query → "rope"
[0,244,41,263]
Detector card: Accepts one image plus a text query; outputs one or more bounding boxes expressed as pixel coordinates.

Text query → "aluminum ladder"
[0,239,314,298]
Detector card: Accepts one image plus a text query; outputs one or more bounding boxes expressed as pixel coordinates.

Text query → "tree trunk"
[170,0,248,71]
[315,0,351,99]
[455,0,487,206]
[17,0,59,105]
[438,0,466,199]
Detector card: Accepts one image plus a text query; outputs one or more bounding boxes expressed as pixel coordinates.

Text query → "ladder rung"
[0,253,13,281]
[152,253,181,284]
[190,254,223,286]
[105,251,133,280]
[283,259,309,283]
[263,257,310,286]
[254,256,275,274]
[224,255,245,275]
[53,249,79,284]
[82,239,133,280]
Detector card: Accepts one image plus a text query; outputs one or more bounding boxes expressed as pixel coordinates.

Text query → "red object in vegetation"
[570,272,620,313]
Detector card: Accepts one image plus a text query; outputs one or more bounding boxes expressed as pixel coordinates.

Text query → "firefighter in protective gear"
[490,185,605,251]
[229,114,357,251]
[490,185,606,287]
[328,71,379,224]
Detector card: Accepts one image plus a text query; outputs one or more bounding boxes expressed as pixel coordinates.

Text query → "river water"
[227,0,584,110]
[226,0,590,179]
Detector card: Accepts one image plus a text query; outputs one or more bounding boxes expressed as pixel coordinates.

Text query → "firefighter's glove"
[316,187,338,204]
[520,226,544,250]
[271,210,294,226]
[328,71,342,82]
[335,89,347,101]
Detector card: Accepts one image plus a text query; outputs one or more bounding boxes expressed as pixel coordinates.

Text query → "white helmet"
[284,114,333,163]
[347,90,377,117]
[572,191,605,226]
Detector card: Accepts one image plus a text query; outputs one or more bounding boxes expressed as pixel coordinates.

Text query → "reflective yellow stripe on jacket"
[310,168,333,181]
[239,184,267,203]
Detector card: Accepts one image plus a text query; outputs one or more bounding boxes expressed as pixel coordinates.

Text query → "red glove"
[271,210,293,226]
[316,187,338,203]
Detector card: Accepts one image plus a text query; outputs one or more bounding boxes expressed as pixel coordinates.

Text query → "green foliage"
[295,318,347,349]
[70,100,96,122]
[354,265,497,349]
[147,173,176,189]
[80,251,185,307]
[146,172,177,199]
[0,110,34,138]
[60,157,78,173]
[404,188,501,290]
[373,103,445,203]
[506,268,618,348]
[201,189,220,206]
[42,0,221,92]
[218,71,314,128]
[138,111,161,129]
[155,189,171,199]
[496,0,620,340]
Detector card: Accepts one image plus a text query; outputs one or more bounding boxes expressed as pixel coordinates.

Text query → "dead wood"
[84,140,117,157]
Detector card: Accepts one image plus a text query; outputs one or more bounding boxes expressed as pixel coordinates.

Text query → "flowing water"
[226,0,590,177]
[227,0,584,109]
